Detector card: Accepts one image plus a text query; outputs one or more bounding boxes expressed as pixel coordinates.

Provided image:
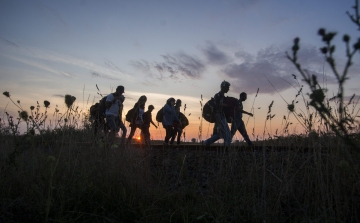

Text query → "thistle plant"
[286,0,360,150]
[2,92,49,135]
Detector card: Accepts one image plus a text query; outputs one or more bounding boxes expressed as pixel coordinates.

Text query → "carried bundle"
[223,96,239,123]
[202,96,238,123]
[178,112,189,129]
[202,97,216,123]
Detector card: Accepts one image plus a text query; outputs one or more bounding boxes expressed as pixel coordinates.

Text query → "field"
[1,127,359,223]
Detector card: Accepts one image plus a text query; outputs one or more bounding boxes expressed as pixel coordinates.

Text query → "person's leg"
[164,125,173,144]
[215,113,231,146]
[176,128,182,145]
[203,119,220,146]
[142,126,150,145]
[237,119,252,146]
[231,119,239,136]
[106,115,117,144]
[223,122,232,146]
[203,134,220,146]
[170,126,177,145]
[118,119,127,143]
[127,124,136,144]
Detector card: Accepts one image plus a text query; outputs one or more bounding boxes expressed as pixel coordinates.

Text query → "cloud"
[104,59,123,72]
[223,60,291,94]
[52,94,64,98]
[91,72,120,80]
[131,52,206,81]
[3,45,136,82]
[130,60,151,73]
[4,55,74,78]
[201,42,232,65]
[222,45,338,94]
[0,36,19,47]
[161,52,205,79]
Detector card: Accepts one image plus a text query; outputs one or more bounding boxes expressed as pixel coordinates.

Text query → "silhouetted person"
[142,104,158,145]
[105,86,127,145]
[170,99,183,146]
[162,98,181,145]
[127,95,147,144]
[202,81,232,147]
[231,92,253,146]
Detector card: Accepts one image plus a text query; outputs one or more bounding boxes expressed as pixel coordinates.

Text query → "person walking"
[162,98,181,145]
[127,95,147,145]
[231,92,253,146]
[202,81,232,147]
[170,99,183,146]
[142,105,158,145]
[105,86,127,145]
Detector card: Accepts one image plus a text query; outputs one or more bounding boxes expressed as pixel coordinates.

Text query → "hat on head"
[116,86,125,93]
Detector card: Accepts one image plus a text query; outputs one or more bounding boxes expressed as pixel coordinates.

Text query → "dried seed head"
[318,28,326,36]
[19,111,29,121]
[343,34,350,42]
[3,91,10,97]
[65,95,76,108]
[287,104,295,112]
[44,100,50,108]
[30,106,35,110]
[294,37,300,45]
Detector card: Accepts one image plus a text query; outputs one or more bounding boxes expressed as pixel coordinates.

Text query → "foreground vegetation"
[0,121,359,222]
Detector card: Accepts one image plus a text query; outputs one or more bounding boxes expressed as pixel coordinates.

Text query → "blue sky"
[1,0,359,140]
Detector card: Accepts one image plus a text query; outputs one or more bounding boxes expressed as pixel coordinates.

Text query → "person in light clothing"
[162,98,181,145]
[105,86,126,144]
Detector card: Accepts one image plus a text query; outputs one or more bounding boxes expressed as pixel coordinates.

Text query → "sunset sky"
[1,0,359,141]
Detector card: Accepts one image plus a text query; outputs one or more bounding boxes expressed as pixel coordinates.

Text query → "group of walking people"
[93,85,186,146]
[92,80,253,147]
[202,81,253,147]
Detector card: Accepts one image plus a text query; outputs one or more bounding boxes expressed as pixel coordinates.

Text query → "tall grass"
[1,126,359,222]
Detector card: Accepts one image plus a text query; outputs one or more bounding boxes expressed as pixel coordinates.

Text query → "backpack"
[125,107,136,122]
[90,96,107,120]
[89,103,100,119]
[156,107,164,122]
[98,94,109,117]
[179,112,189,129]
[202,98,216,123]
